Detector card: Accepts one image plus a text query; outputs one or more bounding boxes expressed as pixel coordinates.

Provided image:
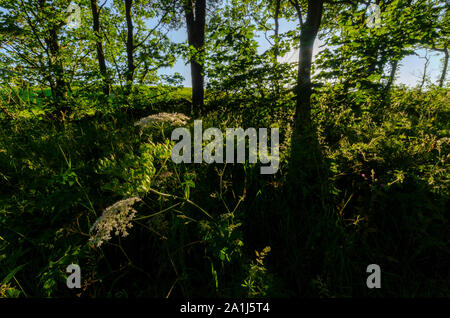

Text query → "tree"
[287,0,327,197]
[438,45,448,87]
[0,0,92,116]
[125,0,135,93]
[429,3,449,87]
[183,0,206,114]
[315,0,445,94]
[283,0,327,294]
[99,0,178,94]
[90,0,111,95]
[273,0,281,64]
[289,0,324,129]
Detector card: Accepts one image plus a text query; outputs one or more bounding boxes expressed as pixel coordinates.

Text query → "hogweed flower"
[134,112,190,129]
[90,197,141,247]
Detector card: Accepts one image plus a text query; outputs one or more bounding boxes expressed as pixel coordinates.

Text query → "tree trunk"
[47,24,68,112]
[38,0,67,111]
[125,0,134,93]
[284,0,327,295]
[288,0,326,212]
[293,0,324,131]
[90,0,110,96]
[288,0,326,213]
[439,46,448,88]
[184,0,206,115]
[419,53,430,92]
[385,59,399,91]
[288,0,326,206]
[274,0,280,63]
[273,0,281,96]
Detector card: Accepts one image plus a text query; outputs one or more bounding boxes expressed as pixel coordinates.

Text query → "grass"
[0,85,449,297]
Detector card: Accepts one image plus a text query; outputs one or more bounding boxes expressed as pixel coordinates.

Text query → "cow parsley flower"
[90,197,141,247]
[134,112,190,129]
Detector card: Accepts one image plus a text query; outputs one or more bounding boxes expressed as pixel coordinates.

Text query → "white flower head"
[134,112,190,129]
[90,197,141,247]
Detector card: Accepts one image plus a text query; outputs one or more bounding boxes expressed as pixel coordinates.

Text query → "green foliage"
[314,85,449,296]
[1,82,449,298]
[97,140,172,196]
[241,246,272,297]
[316,0,446,92]
[0,0,449,300]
